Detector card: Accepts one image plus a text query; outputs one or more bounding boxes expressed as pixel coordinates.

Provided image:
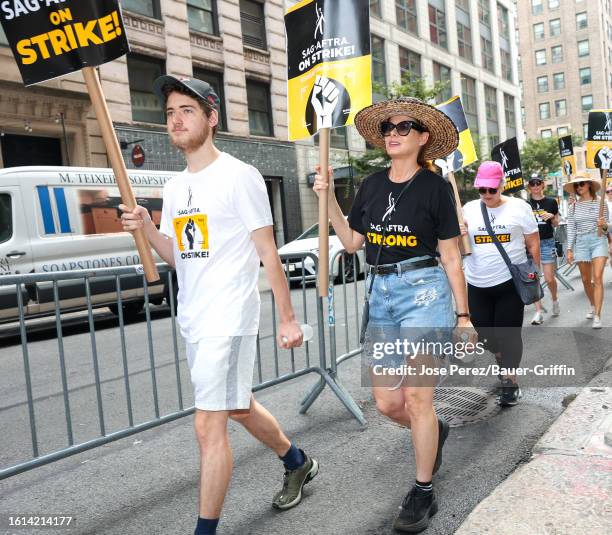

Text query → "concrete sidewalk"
[455,364,612,535]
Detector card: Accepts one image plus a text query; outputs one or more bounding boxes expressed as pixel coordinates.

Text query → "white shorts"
[186,336,257,411]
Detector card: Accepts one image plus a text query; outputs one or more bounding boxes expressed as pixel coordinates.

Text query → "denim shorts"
[363,256,455,371]
[540,237,557,264]
[573,232,609,262]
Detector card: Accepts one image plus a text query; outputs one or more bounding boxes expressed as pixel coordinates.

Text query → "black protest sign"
[285,0,371,140]
[0,0,129,86]
[558,135,576,179]
[491,137,524,193]
[586,110,612,170]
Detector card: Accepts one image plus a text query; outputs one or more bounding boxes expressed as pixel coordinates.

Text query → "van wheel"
[108,301,144,321]
[336,253,358,284]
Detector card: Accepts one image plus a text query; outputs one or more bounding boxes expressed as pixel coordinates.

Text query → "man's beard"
[171,124,210,152]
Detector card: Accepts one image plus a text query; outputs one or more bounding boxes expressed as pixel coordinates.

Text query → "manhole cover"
[434,387,500,427]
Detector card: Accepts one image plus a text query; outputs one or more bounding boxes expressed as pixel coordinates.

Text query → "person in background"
[527,174,560,324]
[461,161,540,406]
[564,174,609,329]
[606,185,612,267]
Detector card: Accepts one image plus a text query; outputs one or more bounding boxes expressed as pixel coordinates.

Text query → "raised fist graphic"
[596,146,612,170]
[311,75,339,129]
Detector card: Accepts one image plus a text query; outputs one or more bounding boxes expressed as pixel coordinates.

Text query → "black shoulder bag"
[480,201,543,305]
[359,170,423,344]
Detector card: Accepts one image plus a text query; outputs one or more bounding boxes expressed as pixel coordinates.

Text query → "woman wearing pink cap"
[461,161,540,406]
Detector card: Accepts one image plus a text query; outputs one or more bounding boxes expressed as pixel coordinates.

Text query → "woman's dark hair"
[162,83,218,137]
[416,141,436,172]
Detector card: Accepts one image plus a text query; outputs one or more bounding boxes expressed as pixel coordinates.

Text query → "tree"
[519,134,583,181]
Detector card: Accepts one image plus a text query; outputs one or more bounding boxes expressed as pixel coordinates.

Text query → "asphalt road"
[1,267,611,534]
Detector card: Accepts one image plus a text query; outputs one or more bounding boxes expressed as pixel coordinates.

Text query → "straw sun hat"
[563,173,602,194]
[354,97,459,161]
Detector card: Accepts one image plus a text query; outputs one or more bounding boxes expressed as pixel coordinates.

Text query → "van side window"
[0,194,12,244]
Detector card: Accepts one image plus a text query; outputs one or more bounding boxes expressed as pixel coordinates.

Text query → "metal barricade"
[299,249,367,422]
[0,252,364,480]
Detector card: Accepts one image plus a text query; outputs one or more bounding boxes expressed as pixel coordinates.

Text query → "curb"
[455,371,612,535]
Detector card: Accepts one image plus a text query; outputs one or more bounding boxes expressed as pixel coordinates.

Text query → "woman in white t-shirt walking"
[564,174,609,328]
[461,162,540,406]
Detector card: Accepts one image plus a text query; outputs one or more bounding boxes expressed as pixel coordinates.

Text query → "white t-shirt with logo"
[462,196,538,288]
[159,152,273,342]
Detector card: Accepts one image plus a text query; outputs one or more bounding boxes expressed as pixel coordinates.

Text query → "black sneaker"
[432,417,449,475]
[393,486,438,533]
[498,378,522,407]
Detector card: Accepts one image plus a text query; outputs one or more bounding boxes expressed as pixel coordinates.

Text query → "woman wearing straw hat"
[313,97,474,533]
[460,161,540,407]
[564,174,610,328]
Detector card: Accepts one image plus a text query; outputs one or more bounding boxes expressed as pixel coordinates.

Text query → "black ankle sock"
[280,443,305,470]
[415,480,433,494]
[194,517,219,535]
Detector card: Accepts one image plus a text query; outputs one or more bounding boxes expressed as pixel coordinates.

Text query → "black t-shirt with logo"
[528,196,558,240]
[347,168,460,265]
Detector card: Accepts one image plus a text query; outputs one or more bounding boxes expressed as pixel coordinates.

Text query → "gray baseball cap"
[153,75,220,110]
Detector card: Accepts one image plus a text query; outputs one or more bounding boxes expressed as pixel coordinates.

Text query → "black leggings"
[468,279,525,369]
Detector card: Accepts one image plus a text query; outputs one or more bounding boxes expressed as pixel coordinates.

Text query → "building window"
[240,0,266,50]
[576,12,588,30]
[246,80,273,136]
[504,94,516,137]
[478,0,490,26]
[396,0,418,34]
[0,24,7,46]
[193,68,226,131]
[578,39,589,57]
[549,18,561,37]
[371,35,387,86]
[531,0,543,15]
[481,37,494,72]
[533,22,544,40]
[399,47,421,79]
[484,85,498,122]
[535,49,546,65]
[501,49,512,81]
[121,0,161,19]
[555,99,567,117]
[537,76,549,92]
[579,67,591,85]
[461,75,478,133]
[557,126,569,136]
[127,55,165,124]
[433,62,452,102]
[553,72,565,90]
[457,21,473,62]
[548,0,559,9]
[539,102,550,119]
[541,129,552,139]
[187,0,217,35]
[370,0,382,18]
[429,2,448,49]
[581,94,592,112]
[551,45,563,64]
[498,4,510,39]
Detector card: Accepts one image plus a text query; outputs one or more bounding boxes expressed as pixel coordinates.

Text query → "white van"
[0,166,177,323]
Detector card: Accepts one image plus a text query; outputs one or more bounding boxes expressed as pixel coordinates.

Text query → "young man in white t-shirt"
[120,76,318,535]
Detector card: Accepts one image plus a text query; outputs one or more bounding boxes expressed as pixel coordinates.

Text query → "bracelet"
[455,312,471,318]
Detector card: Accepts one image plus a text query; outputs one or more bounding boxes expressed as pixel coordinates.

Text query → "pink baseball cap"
[474,161,504,188]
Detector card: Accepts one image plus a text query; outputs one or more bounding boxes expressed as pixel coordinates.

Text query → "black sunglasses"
[478,187,498,195]
[380,120,426,137]
[528,180,543,186]
[575,181,587,188]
